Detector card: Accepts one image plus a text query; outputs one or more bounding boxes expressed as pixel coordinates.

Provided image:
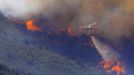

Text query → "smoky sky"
[0,0,134,41]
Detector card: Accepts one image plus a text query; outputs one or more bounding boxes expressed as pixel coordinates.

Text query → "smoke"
[0,0,81,19]
[0,0,134,41]
[71,0,134,41]
[91,36,119,61]
[0,0,44,19]
[96,9,134,41]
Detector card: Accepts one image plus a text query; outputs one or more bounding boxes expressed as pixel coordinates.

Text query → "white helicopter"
[79,23,97,36]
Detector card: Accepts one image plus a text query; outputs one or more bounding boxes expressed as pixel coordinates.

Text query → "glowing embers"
[67,25,76,36]
[25,20,42,31]
[100,60,125,75]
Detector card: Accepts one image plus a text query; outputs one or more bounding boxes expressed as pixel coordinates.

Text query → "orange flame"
[25,20,42,31]
[100,60,113,72]
[111,61,125,75]
[67,25,75,36]
[100,60,125,75]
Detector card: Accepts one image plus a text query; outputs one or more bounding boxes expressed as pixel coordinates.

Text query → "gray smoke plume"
[0,0,134,41]
[0,0,81,19]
